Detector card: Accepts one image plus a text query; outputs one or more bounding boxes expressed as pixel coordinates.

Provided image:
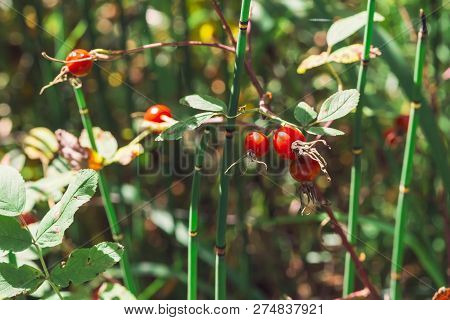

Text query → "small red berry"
[65,49,93,77]
[244,131,269,157]
[289,155,320,182]
[384,128,401,147]
[394,115,409,133]
[144,104,173,123]
[273,126,305,159]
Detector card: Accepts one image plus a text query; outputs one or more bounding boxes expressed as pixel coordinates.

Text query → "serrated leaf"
[327,11,385,48]
[0,216,32,252]
[0,165,26,217]
[156,112,217,141]
[79,127,118,160]
[50,242,123,288]
[180,94,226,112]
[297,52,329,74]
[98,282,136,300]
[35,169,98,248]
[307,127,345,136]
[0,263,45,299]
[317,89,360,123]
[294,102,317,126]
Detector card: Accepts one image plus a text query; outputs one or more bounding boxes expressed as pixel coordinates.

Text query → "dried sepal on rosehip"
[40,48,105,94]
[225,131,269,175]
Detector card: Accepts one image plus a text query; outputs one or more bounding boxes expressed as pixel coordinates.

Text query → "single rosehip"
[395,115,409,133]
[244,131,269,157]
[289,155,320,182]
[273,126,305,159]
[144,104,173,123]
[65,49,93,77]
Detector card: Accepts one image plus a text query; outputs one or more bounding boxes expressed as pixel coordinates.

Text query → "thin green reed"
[73,86,137,295]
[390,10,428,300]
[343,0,376,296]
[215,0,252,300]
[188,129,211,300]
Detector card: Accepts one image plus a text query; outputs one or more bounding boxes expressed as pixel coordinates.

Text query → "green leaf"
[327,11,385,48]
[0,165,26,217]
[50,242,123,288]
[98,282,136,300]
[180,94,226,112]
[156,112,217,141]
[294,102,317,126]
[0,216,32,252]
[35,169,98,248]
[0,263,45,299]
[306,127,345,136]
[317,89,360,123]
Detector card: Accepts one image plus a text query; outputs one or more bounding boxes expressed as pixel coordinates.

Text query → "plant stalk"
[214,0,252,300]
[390,10,428,300]
[343,0,376,296]
[73,86,137,295]
[187,129,210,300]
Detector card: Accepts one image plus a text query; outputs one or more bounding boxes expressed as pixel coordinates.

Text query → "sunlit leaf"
[180,94,226,112]
[327,11,385,48]
[317,89,360,123]
[0,263,45,299]
[0,165,26,217]
[35,169,98,248]
[306,126,345,136]
[50,242,123,288]
[329,44,381,64]
[297,52,328,74]
[156,112,217,141]
[0,216,32,252]
[294,102,317,126]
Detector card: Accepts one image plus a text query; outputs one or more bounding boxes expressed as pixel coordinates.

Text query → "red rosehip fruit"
[144,104,173,123]
[65,49,93,77]
[273,126,305,159]
[244,131,269,157]
[289,155,320,182]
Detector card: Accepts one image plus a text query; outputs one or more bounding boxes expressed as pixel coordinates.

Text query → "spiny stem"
[72,86,137,295]
[215,0,252,300]
[187,129,211,300]
[343,0,376,296]
[390,9,428,300]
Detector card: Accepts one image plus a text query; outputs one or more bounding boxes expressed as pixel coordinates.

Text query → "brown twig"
[315,188,381,299]
[338,288,371,300]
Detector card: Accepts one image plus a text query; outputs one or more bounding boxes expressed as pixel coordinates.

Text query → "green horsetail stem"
[73,86,137,295]
[390,10,428,300]
[215,0,252,300]
[343,0,376,296]
[188,129,210,299]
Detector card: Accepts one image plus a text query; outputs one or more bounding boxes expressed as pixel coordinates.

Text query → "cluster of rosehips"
[244,126,320,183]
[384,115,409,148]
